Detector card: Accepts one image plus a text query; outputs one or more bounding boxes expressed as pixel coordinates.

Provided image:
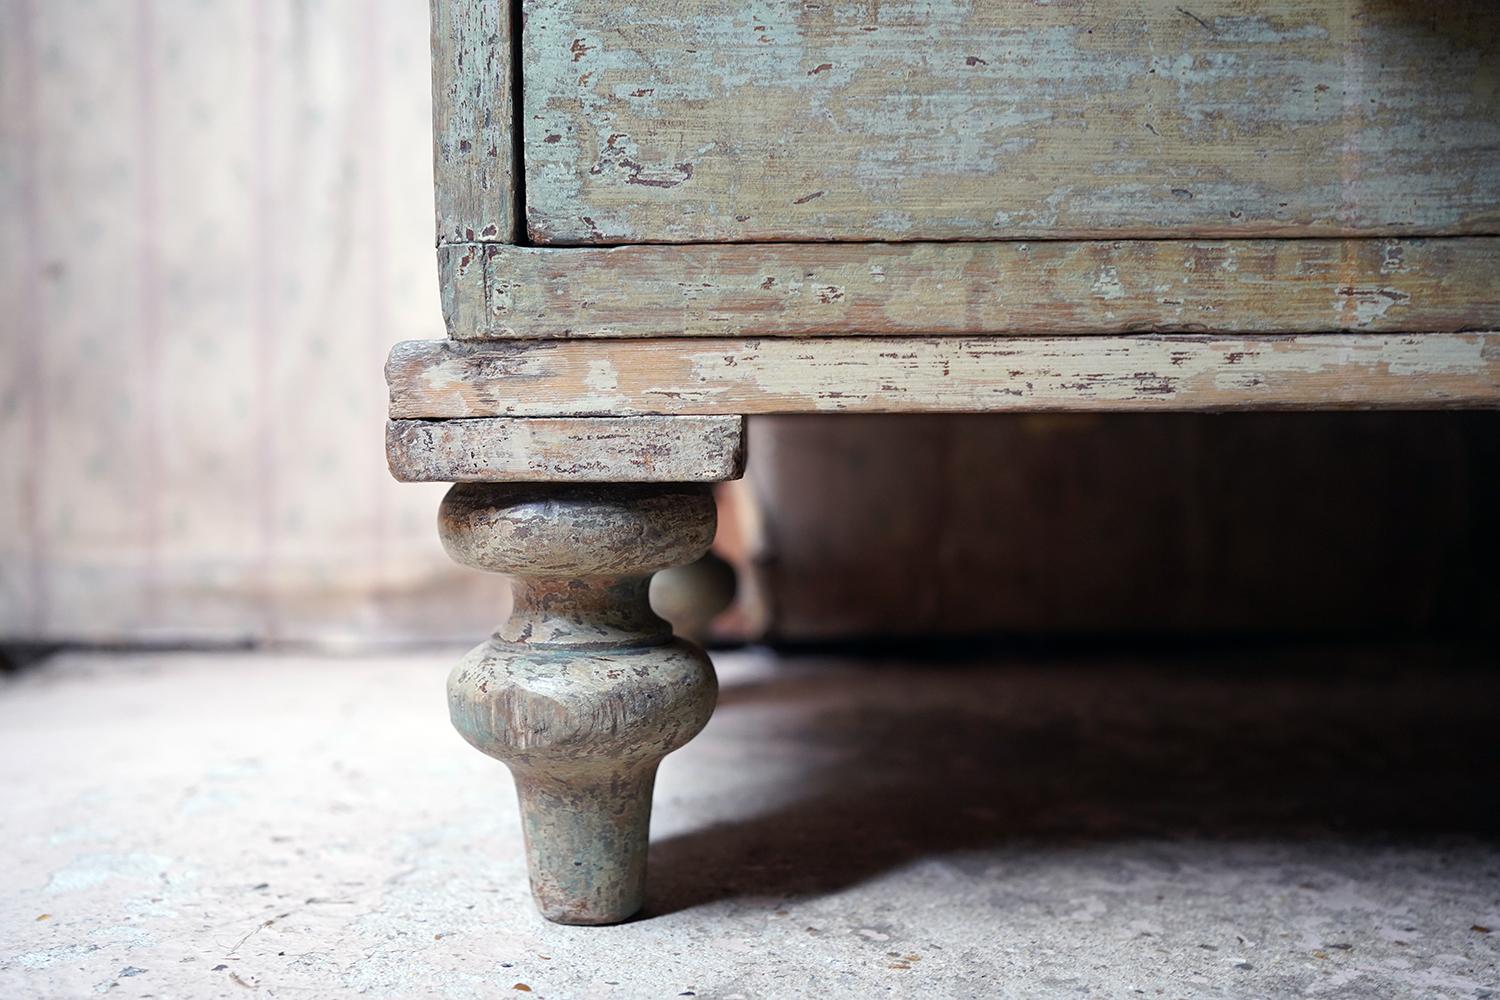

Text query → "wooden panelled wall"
[0,0,515,644]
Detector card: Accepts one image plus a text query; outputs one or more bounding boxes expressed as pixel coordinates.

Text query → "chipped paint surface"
[386,416,746,482]
[517,0,1500,243]
[388,334,1500,416]
[440,238,1500,339]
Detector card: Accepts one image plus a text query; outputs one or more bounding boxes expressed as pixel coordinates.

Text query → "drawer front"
[520,0,1500,244]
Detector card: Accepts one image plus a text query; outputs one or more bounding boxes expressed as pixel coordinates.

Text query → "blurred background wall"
[0,0,509,644]
[2,1,1496,649]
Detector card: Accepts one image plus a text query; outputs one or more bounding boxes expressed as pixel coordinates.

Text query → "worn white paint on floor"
[1,648,1497,999]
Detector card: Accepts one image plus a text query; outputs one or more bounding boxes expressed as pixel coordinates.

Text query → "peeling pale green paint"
[516,0,1500,243]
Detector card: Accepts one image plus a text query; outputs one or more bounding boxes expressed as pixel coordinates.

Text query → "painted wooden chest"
[388,0,1500,923]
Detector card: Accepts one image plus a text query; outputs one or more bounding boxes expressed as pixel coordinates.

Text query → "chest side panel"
[433,0,516,244]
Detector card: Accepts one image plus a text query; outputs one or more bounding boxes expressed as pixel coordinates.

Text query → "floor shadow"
[643,643,1500,917]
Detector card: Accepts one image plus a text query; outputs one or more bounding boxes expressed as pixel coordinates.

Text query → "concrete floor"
[1,646,1497,999]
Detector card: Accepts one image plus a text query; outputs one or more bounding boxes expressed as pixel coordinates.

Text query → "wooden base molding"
[389,333,1500,417]
[439,238,1500,341]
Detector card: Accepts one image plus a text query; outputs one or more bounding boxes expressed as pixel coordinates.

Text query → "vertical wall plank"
[135,0,164,624]
[0,0,50,630]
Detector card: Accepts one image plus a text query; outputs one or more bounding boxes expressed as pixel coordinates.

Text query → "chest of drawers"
[387,0,1500,923]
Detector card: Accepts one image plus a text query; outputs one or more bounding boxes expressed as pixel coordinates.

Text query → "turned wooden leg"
[438,482,719,924]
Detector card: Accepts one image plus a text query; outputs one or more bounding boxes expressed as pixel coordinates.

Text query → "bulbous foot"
[438,483,719,924]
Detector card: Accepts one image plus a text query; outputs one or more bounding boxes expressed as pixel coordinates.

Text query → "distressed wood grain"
[440,238,1500,339]
[387,334,1500,416]
[387,415,746,482]
[520,0,1500,243]
[431,0,514,245]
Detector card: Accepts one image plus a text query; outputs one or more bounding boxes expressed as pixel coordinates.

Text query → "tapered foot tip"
[538,908,639,926]
[535,898,643,926]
